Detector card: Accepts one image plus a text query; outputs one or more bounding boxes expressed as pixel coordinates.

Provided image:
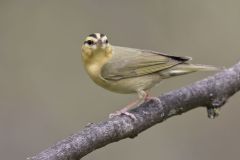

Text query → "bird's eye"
[85,40,94,45]
[105,40,108,44]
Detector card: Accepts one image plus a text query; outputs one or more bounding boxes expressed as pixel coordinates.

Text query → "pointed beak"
[96,39,103,47]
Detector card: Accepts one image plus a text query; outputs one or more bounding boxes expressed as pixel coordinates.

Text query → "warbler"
[81,33,217,118]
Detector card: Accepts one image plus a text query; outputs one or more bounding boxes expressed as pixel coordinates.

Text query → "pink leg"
[145,94,161,104]
[141,90,161,105]
[108,90,161,120]
[109,100,139,120]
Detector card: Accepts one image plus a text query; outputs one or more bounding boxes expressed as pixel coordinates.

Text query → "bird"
[81,33,218,119]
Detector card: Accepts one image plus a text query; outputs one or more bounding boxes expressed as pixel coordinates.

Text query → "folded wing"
[101,46,191,80]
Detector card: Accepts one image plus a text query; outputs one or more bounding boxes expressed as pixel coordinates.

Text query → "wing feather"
[101,46,190,80]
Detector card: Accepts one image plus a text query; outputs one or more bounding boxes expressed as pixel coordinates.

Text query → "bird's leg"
[108,90,161,120]
[109,99,140,120]
[108,90,147,119]
[139,90,161,105]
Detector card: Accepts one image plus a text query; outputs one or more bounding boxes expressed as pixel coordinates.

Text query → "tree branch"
[29,61,240,160]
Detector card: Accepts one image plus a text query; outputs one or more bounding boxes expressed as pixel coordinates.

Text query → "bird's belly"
[86,64,162,94]
[104,74,162,94]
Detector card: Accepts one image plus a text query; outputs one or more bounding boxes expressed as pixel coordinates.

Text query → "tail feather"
[160,63,219,77]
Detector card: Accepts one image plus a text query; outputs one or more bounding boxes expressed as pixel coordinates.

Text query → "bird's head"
[81,33,112,64]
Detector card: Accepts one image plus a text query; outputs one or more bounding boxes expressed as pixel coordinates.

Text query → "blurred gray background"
[1,0,240,160]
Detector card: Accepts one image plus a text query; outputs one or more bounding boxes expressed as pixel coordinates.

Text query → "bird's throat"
[84,51,112,87]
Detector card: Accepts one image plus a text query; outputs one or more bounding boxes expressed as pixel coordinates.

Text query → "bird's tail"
[160,63,219,78]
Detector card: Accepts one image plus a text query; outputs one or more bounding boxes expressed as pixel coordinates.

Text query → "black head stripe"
[84,41,90,44]
[88,33,97,39]
[100,33,105,38]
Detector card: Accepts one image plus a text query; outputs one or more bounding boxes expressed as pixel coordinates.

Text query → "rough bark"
[29,61,240,160]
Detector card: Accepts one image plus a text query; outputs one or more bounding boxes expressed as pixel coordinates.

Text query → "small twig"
[29,61,240,160]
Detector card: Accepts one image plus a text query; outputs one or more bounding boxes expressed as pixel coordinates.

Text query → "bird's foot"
[144,96,162,106]
[109,110,137,120]
[138,90,161,106]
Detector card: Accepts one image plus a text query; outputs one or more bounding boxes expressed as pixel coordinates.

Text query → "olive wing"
[101,46,190,80]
